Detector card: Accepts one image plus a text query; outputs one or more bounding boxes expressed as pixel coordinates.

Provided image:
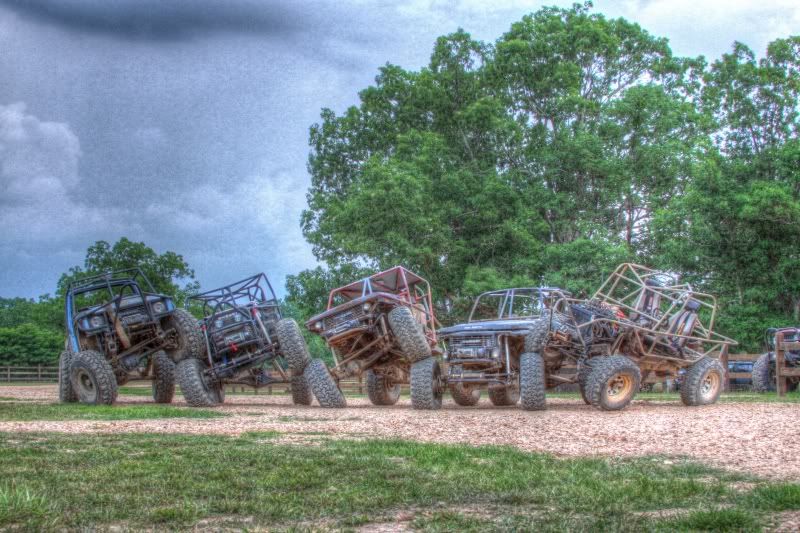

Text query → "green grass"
[0,432,796,531]
[0,402,224,421]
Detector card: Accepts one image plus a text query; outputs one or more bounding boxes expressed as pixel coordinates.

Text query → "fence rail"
[0,355,769,391]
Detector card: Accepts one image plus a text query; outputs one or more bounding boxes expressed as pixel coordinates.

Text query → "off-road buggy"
[59,269,202,405]
[304,266,443,409]
[752,327,800,393]
[438,287,569,407]
[523,263,737,411]
[176,273,312,407]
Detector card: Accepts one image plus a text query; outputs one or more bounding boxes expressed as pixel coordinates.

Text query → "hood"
[439,318,539,336]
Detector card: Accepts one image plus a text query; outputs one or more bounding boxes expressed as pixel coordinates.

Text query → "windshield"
[469,288,551,322]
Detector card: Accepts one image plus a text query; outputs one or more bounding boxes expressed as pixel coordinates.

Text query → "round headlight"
[315,321,323,330]
[214,319,223,329]
[362,303,371,312]
[234,313,243,322]
[90,316,104,328]
[152,302,165,314]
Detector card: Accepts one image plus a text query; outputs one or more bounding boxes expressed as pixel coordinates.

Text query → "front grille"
[446,335,495,358]
[324,307,365,334]
[118,306,148,325]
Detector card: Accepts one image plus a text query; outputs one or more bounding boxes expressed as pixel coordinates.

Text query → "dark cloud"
[0,0,306,40]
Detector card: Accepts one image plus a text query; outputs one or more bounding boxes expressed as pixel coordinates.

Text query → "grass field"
[1,432,799,531]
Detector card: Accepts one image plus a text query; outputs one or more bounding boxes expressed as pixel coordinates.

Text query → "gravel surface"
[2,385,799,480]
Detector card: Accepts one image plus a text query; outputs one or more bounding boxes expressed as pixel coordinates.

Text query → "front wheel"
[69,350,118,405]
[165,309,204,362]
[58,350,78,403]
[366,369,401,406]
[305,359,346,408]
[519,352,546,411]
[585,355,641,411]
[388,306,431,362]
[176,358,224,407]
[410,357,443,410]
[276,319,311,372]
[680,357,724,406]
[151,350,176,404]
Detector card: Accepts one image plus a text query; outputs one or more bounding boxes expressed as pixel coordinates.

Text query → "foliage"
[0,324,62,366]
[290,3,799,351]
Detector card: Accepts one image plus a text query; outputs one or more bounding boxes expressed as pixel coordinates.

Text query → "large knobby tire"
[69,350,118,405]
[680,357,725,406]
[275,318,311,372]
[151,350,176,404]
[524,318,550,353]
[751,352,775,393]
[488,380,520,406]
[165,309,204,363]
[176,358,224,407]
[576,359,595,405]
[585,355,641,411]
[290,371,313,406]
[305,358,346,408]
[449,382,481,406]
[58,350,78,403]
[388,306,431,362]
[366,369,401,406]
[519,352,546,411]
[410,357,443,410]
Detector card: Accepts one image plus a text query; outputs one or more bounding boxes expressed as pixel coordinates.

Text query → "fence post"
[38,365,42,381]
[6,367,9,382]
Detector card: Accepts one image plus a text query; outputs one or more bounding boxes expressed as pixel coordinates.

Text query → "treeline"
[287,3,800,351]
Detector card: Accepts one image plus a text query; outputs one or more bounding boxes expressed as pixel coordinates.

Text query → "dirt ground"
[2,385,799,480]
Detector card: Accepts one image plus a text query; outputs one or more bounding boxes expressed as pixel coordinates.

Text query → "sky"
[1,0,798,299]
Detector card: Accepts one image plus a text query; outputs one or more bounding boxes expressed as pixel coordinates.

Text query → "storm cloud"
[1,0,797,299]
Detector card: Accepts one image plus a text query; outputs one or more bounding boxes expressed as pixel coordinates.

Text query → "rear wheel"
[290,371,313,406]
[388,306,431,362]
[305,359,346,408]
[576,359,595,405]
[751,352,775,393]
[176,358,224,407]
[585,355,641,411]
[276,319,310,372]
[151,350,175,404]
[410,357,443,410]
[488,380,520,406]
[165,309,203,362]
[519,352,546,411]
[69,350,118,405]
[449,382,481,406]
[366,369,401,406]
[58,350,78,403]
[680,357,724,406]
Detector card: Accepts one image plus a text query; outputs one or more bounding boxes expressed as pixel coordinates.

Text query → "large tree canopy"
[291,3,799,351]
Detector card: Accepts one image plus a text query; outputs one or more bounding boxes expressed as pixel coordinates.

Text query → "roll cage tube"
[189,273,281,328]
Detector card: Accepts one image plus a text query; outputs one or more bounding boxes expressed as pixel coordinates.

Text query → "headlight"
[152,301,165,314]
[315,321,323,330]
[90,316,104,328]
[234,313,242,323]
[214,319,223,329]
[362,303,371,312]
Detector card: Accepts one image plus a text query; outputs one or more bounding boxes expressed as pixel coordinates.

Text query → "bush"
[0,324,63,366]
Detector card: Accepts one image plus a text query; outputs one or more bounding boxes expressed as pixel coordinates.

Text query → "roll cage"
[65,268,162,352]
[467,287,571,322]
[189,273,281,328]
[545,263,737,364]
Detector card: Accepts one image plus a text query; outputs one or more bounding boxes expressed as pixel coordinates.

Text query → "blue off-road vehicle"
[176,273,312,407]
[752,327,800,393]
[439,287,569,407]
[59,269,203,405]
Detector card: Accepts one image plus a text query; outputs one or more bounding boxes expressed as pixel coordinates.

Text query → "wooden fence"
[0,355,767,392]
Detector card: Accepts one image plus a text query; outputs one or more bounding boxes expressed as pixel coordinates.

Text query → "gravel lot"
[2,385,799,480]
